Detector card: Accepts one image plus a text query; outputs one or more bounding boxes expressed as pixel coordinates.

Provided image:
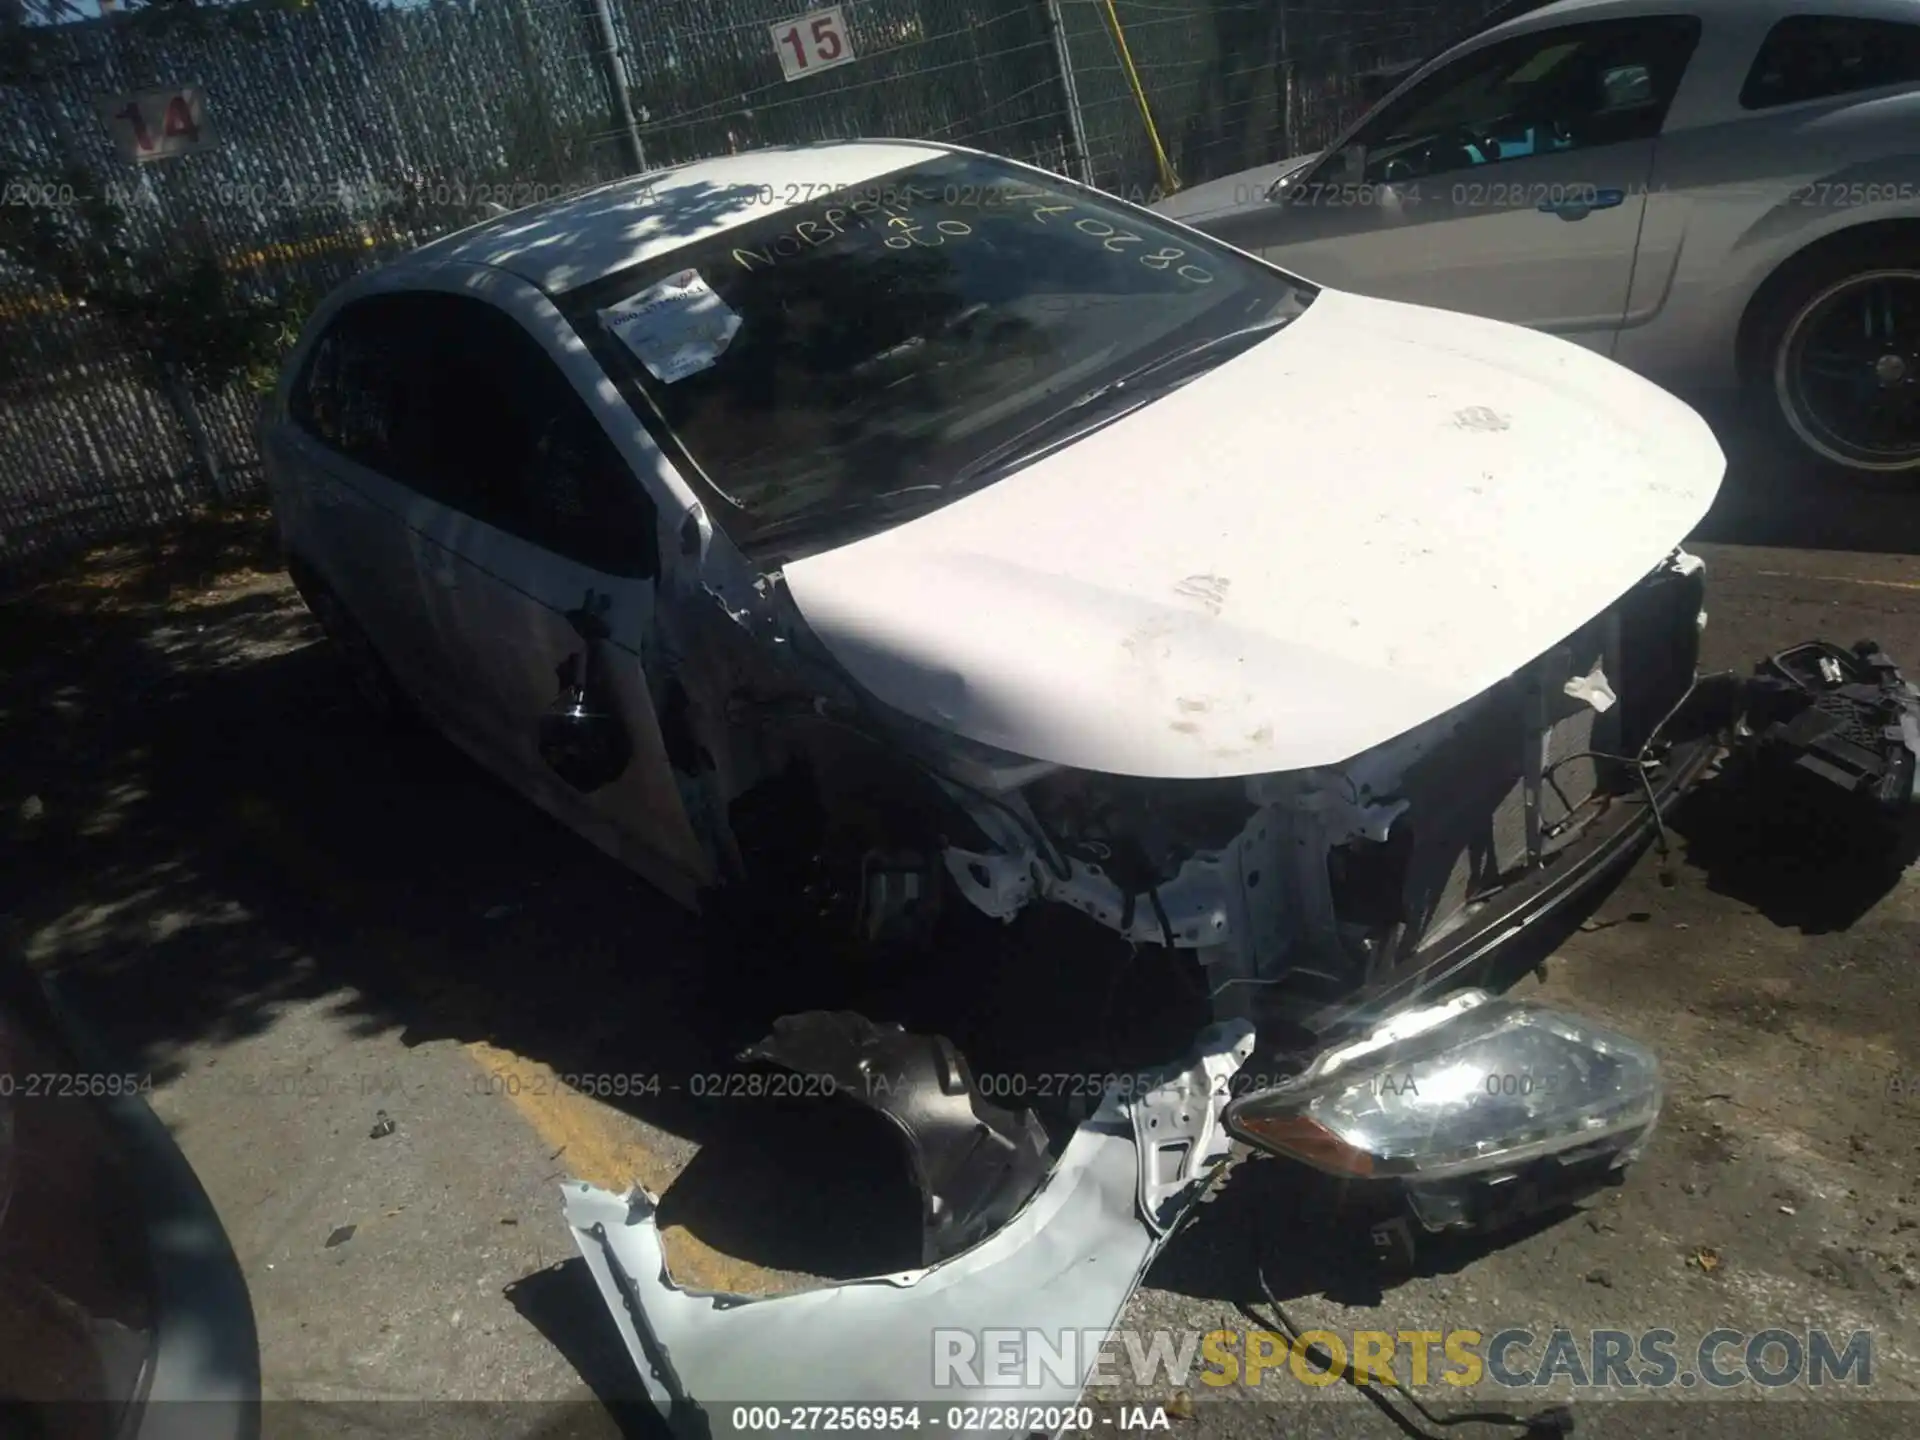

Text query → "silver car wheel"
[1774,267,1920,473]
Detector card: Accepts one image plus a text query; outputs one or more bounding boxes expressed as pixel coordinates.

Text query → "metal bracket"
[1132,1023,1257,1233]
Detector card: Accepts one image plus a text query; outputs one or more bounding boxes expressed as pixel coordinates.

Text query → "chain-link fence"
[0,0,1492,575]
[1,0,632,569]
[605,0,1076,172]
[1056,0,1501,199]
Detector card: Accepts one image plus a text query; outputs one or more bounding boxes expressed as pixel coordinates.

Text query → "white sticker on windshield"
[598,268,741,384]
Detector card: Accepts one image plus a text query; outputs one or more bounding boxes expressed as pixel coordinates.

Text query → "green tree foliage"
[2,0,316,499]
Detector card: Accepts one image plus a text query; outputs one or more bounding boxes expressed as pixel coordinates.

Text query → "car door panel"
[385,288,710,899]
[305,454,457,704]
[1264,143,1655,345]
[272,304,457,711]
[1244,14,1700,347]
[413,514,706,900]
[1617,183,1691,324]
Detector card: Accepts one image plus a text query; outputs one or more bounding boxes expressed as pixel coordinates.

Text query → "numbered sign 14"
[770,7,856,82]
[95,85,216,163]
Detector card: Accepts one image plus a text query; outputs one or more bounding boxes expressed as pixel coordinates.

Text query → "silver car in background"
[1156,0,1920,474]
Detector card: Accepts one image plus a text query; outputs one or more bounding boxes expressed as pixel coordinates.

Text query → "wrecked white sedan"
[263,138,1726,1012]
[258,138,1919,1435]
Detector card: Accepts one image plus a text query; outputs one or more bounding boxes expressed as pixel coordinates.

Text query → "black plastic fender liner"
[739,1012,1053,1266]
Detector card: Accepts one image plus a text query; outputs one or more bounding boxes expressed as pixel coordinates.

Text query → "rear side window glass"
[289,300,412,470]
[288,328,338,442]
[289,294,659,578]
[1740,16,1920,109]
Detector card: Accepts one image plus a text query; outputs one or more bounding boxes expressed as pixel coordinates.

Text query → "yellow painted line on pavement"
[231,792,786,1293]
[462,1039,795,1296]
[1753,570,1920,592]
[464,1039,676,1193]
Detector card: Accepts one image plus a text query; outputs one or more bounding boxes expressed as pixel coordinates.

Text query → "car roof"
[1300,0,1916,110]
[404,140,956,295]
[1486,0,1917,28]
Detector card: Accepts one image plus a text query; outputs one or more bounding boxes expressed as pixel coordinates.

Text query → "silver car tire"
[1770,265,1920,475]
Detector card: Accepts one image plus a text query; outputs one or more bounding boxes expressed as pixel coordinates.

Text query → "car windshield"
[558,151,1314,562]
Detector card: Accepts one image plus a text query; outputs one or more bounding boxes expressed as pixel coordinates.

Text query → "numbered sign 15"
[95,85,216,163]
[770,6,856,82]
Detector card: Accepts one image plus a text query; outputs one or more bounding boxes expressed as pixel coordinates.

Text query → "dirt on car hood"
[780,287,1726,780]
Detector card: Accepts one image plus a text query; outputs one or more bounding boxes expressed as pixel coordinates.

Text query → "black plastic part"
[1343,1146,1638,1279]
[1737,639,1920,815]
[1614,565,1705,756]
[1284,738,1717,1041]
[740,1012,1054,1266]
[1402,1146,1637,1238]
[538,590,635,794]
[538,672,635,793]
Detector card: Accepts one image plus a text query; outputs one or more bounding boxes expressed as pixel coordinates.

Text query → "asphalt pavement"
[3,417,1918,1440]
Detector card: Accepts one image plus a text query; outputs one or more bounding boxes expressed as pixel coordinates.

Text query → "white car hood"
[780,287,1726,780]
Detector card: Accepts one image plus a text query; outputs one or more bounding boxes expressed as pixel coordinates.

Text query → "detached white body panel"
[562,1024,1256,1437]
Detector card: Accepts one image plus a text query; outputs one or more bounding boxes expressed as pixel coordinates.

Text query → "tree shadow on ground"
[9,447,1908,1361]
[0,505,1203,1291]
[1690,398,1920,557]
[1663,765,1920,936]
[505,1260,665,1440]
[1150,1150,1599,1312]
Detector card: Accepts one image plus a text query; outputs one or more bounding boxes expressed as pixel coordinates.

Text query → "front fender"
[1729,155,1920,260]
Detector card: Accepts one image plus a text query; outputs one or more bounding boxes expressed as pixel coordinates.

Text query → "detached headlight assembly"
[1225,991,1663,1185]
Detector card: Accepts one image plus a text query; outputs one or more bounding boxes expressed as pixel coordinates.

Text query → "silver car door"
[395,289,711,905]
[1223,15,1701,351]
